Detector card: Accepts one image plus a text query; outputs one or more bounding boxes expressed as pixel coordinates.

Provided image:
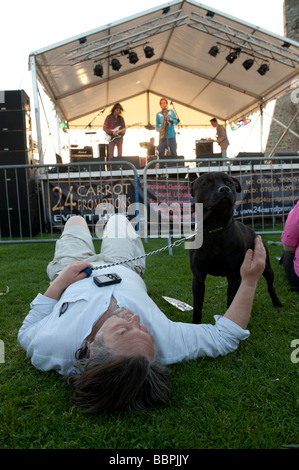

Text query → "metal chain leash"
[90,233,195,272]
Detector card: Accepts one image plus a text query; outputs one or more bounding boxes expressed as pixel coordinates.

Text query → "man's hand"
[224,236,266,329]
[240,236,266,286]
[44,261,93,300]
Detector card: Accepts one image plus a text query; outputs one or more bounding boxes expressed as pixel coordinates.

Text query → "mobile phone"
[93,273,122,287]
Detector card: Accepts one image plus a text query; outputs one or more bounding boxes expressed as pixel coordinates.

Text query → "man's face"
[114,107,121,116]
[92,308,155,361]
[160,100,167,110]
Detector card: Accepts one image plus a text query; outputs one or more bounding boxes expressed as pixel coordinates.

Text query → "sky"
[0,0,286,160]
[0,0,285,92]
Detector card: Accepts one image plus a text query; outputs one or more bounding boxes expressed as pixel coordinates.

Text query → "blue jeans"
[280,251,299,290]
[158,136,177,158]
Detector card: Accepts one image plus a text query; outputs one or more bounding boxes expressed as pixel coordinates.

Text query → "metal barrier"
[1,156,299,244]
[0,160,140,243]
[141,156,299,239]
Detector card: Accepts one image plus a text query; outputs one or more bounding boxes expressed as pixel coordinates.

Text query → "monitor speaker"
[120,156,143,169]
[198,153,222,166]
[158,155,185,168]
[237,152,264,158]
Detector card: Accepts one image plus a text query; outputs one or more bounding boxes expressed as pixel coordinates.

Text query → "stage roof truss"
[188,11,299,68]
[67,10,188,66]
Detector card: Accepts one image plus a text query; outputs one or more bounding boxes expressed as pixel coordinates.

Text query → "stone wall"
[264,0,299,157]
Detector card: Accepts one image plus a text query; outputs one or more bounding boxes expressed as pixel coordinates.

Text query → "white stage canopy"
[29,0,299,160]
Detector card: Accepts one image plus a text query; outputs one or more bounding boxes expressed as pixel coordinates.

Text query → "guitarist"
[103,103,126,167]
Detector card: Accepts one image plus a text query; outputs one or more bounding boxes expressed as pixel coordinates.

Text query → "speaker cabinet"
[158,155,185,168]
[0,90,31,111]
[0,164,39,237]
[0,130,33,151]
[198,153,222,166]
[0,91,38,236]
[120,156,144,169]
[196,140,213,156]
[98,143,108,160]
[0,90,33,160]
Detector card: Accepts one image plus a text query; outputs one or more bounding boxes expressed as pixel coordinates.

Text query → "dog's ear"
[232,177,241,193]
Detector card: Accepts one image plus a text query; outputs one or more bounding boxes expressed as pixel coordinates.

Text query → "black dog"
[189,172,282,324]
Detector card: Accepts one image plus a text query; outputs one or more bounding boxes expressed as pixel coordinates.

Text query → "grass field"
[0,232,298,450]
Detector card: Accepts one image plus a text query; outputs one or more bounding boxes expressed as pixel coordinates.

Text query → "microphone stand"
[85,106,107,130]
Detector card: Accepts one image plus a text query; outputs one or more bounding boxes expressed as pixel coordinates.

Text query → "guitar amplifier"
[196,140,213,156]
[70,147,93,162]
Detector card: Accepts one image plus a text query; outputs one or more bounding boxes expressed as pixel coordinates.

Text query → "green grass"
[0,233,298,449]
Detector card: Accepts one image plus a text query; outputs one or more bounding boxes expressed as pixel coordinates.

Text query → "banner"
[45,178,137,229]
[234,171,299,218]
[44,171,299,231]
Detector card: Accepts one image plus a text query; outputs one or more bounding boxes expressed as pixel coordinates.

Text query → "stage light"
[225,48,241,64]
[206,11,215,18]
[282,41,291,48]
[209,46,219,57]
[226,51,238,63]
[129,51,139,64]
[79,37,87,44]
[144,46,154,58]
[242,59,254,70]
[162,7,170,14]
[111,58,122,71]
[93,64,103,77]
[257,63,269,75]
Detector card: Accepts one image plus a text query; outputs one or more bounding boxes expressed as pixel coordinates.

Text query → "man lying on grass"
[18,214,266,414]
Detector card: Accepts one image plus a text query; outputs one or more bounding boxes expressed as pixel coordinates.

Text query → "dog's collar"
[208,226,224,234]
[205,217,233,234]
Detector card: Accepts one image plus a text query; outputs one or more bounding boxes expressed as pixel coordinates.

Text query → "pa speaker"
[0,167,39,236]
[0,91,32,155]
[0,90,31,111]
[0,130,32,151]
[0,150,35,166]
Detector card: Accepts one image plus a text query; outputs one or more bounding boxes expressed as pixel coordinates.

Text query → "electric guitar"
[105,123,140,142]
